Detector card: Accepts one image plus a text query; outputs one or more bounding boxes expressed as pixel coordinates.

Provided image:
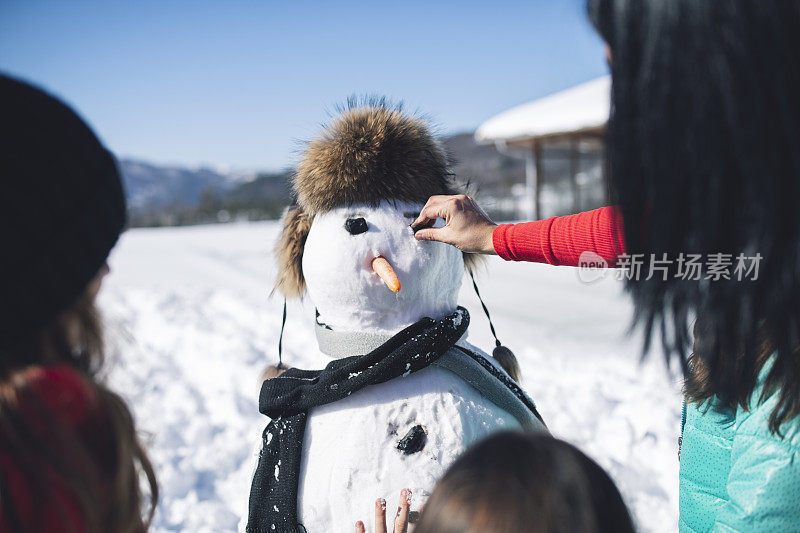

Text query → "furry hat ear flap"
[274,206,313,299]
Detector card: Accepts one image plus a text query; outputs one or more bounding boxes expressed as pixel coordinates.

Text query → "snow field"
[100,221,682,532]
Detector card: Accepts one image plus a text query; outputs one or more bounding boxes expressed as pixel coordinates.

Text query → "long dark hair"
[588,0,800,431]
[415,431,634,533]
[0,290,158,532]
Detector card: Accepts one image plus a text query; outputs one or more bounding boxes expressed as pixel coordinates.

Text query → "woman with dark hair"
[0,75,158,532]
[412,0,800,530]
[356,432,634,533]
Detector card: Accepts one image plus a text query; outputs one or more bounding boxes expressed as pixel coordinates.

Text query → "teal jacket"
[678,364,800,532]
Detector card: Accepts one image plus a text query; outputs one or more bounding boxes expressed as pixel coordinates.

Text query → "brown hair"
[415,432,634,533]
[0,291,158,532]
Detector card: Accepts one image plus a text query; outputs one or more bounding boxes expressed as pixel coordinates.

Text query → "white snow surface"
[100,220,682,533]
[475,76,610,144]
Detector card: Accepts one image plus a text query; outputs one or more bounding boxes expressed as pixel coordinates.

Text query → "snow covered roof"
[475,75,610,145]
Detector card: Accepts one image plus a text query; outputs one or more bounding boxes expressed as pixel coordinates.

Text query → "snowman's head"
[302,200,464,333]
[273,100,479,334]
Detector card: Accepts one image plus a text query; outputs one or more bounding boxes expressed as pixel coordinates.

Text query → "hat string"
[277,299,287,370]
[469,270,502,348]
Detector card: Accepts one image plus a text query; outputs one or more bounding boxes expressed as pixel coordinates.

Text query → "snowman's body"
[286,201,545,531]
[298,342,521,530]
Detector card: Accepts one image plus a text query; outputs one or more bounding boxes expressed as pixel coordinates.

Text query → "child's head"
[416,431,634,533]
[0,74,157,531]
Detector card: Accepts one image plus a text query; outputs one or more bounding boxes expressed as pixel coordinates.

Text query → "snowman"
[247,103,546,533]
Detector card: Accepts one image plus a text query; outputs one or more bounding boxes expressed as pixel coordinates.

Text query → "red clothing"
[0,365,101,532]
[492,206,626,267]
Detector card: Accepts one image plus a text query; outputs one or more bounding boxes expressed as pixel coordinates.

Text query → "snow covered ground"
[100,221,683,533]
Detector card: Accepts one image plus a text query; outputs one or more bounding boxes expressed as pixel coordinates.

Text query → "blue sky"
[0,0,607,171]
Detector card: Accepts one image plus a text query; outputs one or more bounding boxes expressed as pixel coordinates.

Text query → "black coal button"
[397,424,427,455]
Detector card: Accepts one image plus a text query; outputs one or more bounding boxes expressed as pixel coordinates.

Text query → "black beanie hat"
[0,75,126,344]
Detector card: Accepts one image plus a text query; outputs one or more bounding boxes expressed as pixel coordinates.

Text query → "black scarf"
[246,307,470,533]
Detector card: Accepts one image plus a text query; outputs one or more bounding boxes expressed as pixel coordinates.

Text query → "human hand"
[410,195,497,255]
[355,489,411,533]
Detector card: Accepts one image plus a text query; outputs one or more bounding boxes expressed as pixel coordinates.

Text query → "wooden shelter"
[475,76,610,220]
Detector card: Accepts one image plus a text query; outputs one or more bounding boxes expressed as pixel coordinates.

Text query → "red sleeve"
[492,206,626,267]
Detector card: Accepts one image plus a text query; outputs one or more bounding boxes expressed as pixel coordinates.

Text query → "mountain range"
[119,132,528,227]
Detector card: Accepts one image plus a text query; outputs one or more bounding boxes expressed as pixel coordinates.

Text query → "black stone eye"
[345,217,368,235]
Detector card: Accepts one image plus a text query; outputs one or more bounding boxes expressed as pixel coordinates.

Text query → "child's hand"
[411,194,498,255]
[355,489,411,533]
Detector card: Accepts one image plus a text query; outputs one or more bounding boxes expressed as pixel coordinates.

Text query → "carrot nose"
[371,256,402,293]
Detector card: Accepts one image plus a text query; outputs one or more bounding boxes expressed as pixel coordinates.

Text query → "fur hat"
[275,102,476,298]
